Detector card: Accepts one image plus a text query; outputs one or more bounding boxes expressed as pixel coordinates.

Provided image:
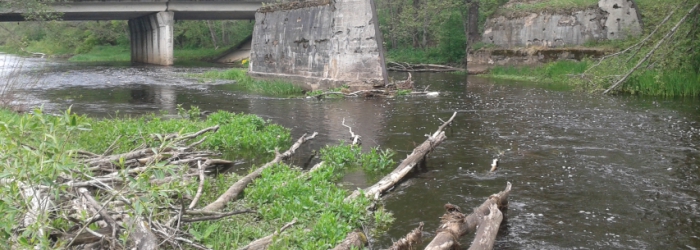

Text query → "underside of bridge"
[0,1,262,65]
[128,12,174,66]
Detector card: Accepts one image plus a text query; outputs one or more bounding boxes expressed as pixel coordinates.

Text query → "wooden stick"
[604,4,699,94]
[202,133,318,211]
[342,118,361,145]
[188,160,206,209]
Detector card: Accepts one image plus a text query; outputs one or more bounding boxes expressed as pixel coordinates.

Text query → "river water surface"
[2,53,700,249]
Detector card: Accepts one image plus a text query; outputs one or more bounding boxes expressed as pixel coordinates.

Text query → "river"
[2,53,700,249]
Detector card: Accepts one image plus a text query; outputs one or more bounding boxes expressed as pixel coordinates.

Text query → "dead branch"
[238,218,297,250]
[424,182,512,250]
[342,118,361,145]
[202,132,318,212]
[388,222,423,250]
[78,188,119,238]
[346,112,457,201]
[604,4,699,94]
[188,160,206,209]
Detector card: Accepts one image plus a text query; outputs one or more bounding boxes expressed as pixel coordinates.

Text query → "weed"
[195,68,305,97]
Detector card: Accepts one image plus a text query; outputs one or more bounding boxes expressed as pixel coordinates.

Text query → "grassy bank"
[0,107,394,248]
[196,68,305,97]
[67,45,231,63]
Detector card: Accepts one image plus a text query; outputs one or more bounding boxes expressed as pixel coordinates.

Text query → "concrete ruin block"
[248,0,386,90]
[599,0,643,39]
[482,0,643,48]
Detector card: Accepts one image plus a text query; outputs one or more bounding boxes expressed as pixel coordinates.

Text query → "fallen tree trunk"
[424,182,512,250]
[334,112,457,250]
[346,112,457,201]
[202,132,318,212]
[468,204,503,250]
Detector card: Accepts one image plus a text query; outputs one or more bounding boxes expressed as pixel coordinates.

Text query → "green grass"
[624,70,700,97]
[488,60,590,82]
[68,45,131,62]
[0,107,395,249]
[197,68,305,97]
[386,47,456,65]
[67,45,232,64]
[499,0,598,14]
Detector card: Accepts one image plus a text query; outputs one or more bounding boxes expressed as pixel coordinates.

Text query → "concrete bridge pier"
[128,12,174,65]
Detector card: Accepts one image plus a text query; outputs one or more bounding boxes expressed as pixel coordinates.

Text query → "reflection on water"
[5,54,700,249]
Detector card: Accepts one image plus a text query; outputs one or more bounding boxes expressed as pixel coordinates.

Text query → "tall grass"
[499,0,598,13]
[625,71,700,97]
[489,60,590,83]
[197,68,304,97]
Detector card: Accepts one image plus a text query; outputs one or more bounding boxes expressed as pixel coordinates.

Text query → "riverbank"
[1,44,231,64]
[0,107,395,249]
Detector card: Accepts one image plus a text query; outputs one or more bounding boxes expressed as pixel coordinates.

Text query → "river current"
[2,53,699,249]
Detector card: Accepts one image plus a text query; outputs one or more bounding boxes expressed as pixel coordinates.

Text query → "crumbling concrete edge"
[248,71,382,91]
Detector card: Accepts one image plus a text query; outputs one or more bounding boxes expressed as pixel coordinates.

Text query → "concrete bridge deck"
[0,0,265,21]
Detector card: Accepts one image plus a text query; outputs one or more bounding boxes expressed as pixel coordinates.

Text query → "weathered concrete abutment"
[128,12,174,65]
[248,0,387,90]
[482,0,643,48]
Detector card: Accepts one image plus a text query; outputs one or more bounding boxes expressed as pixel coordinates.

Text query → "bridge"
[0,0,267,65]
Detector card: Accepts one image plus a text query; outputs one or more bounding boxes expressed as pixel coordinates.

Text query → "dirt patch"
[258,0,332,13]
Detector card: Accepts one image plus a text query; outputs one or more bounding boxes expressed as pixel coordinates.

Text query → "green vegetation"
[484,0,700,97]
[197,68,305,97]
[378,0,509,65]
[0,20,253,62]
[67,44,232,63]
[0,107,395,249]
[497,0,597,14]
[488,60,589,83]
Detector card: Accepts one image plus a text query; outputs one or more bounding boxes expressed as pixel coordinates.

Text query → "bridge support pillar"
[128,12,174,66]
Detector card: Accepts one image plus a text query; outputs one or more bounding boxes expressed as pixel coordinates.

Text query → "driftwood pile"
[310,73,438,99]
[332,111,512,250]
[9,124,318,249]
[11,111,511,250]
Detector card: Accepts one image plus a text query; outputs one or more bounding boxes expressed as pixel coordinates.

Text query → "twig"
[342,118,361,145]
[78,188,120,238]
[188,160,206,209]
